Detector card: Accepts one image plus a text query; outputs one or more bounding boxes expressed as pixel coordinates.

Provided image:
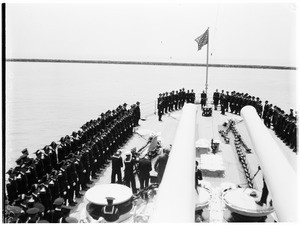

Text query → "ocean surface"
[5,62,297,169]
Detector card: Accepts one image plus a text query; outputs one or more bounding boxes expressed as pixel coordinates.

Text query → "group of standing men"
[212,89,297,153]
[5,102,141,223]
[111,145,171,194]
[157,88,195,121]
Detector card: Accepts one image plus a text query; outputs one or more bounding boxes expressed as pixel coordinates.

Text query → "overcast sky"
[6,1,297,66]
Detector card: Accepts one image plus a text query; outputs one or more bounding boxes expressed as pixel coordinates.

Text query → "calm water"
[5,62,297,169]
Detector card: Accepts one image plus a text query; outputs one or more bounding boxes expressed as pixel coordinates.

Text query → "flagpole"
[205,27,209,95]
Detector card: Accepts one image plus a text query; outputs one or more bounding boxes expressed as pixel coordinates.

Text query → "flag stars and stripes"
[195,29,208,51]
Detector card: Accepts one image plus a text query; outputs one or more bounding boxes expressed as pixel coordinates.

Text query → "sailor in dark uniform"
[101,197,120,222]
[57,205,74,223]
[262,100,269,121]
[57,138,67,162]
[41,147,52,174]
[45,144,58,170]
[49,197,64,223]
[213,89,220,110]
[34,150,45,180]
[123,151,137,193]
[191,89,196,103]
[154,148,170,184]
[133,101,141,126]
[57,169,68,205]
[224,91,230,112]
[157,94,163,121]
[200,90,207,109]
[50,141,59,169]
[256,178,269,206]
[25,207,40,223]
[138,155,152,189]
[48,179,60,206]
[164,92,169,113]
[111,150,123,184]
[6,168,19,204]
[39,185,52,212]
[15,166,28,195]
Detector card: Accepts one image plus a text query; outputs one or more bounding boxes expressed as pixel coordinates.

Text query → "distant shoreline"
[6,58,296,70]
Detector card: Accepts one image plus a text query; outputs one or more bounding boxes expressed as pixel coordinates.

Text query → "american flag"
[195,29,208,51]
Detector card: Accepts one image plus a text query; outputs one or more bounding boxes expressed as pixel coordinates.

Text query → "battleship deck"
[70,103,295,222]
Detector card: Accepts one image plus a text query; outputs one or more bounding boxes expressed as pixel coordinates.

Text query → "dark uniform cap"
[53,197,64,206]
[26,207,39,215]
[106,197,115,202]
[6,168,14,174]
[7,205,22,215]
[65,217,78,223]
[34,203,45,212]
[21,148,29,155]
[50,141,57,148]
[38,220,49,223]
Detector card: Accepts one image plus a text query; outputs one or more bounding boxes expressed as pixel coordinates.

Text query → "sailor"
[101,197,120,222]
[200,90,207,109]
[169,91,174,111]
[64,160,78,206]
[262,100,269,121]
[34,150,45,180]
[50,197,64,223]
[124,151,137,193]
[45,145,58,170]
[224,91,230,112]
[164,92,169,113]
[33,202,46,221]
[191,89,196,103]
[154,148,170,184]
[213,89,220,110]
[195,161,203,190]
[111,150,123,184]
[6,169,19,204]
[48,179,60,206]
[15,166,28,195]
[57,168,68,204]
[173,91,178,110]
[157,93,163,121]
[21,148,34,164]
[133,101,141,126]
[57,205,74,223]
[220,94,226,115]
[138,155,152,189]
[49,141,59,169]
[41,147,52,174]
[265,104,273,128]
[39,185,52,212]
[255,178,270,206]
[25,207,40,223]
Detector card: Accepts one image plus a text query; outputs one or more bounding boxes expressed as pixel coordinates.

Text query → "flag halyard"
[195,29,208,51]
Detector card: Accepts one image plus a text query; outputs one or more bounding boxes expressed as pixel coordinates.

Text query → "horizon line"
[6,58,296,70]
